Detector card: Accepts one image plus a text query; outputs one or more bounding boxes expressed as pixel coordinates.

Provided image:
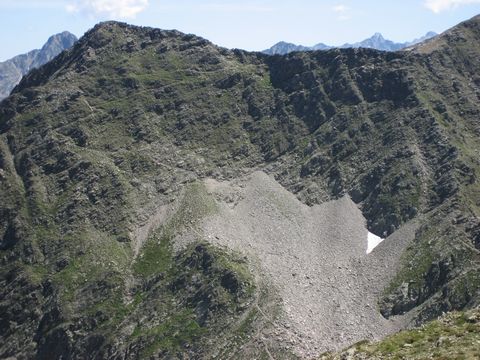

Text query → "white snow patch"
[367,231,384,254]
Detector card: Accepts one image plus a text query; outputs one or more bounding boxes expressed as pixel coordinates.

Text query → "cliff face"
[1,16,480,358]
[0,31,77,100]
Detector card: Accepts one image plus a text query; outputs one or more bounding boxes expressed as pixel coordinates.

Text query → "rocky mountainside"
[0,15,480,359]
[263,31,437,55]
[0,31,77,100]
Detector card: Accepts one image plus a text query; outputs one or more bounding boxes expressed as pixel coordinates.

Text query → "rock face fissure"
[132,204,170,257]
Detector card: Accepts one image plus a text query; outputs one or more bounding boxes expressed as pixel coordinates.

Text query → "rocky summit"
[1,15,480,359]
[0,31,77,101]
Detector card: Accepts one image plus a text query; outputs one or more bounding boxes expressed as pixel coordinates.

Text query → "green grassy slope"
[321,306,480,359]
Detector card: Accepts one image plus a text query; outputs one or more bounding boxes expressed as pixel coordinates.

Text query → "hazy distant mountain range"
[263,31,437,55]
[0,31,77,100]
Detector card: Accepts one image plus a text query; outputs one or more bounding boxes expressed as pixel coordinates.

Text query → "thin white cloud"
[201,3,274,13]
[332,4,351,21]
[424,0,480,13]
[66,0,149,19]
[333,4,350,12]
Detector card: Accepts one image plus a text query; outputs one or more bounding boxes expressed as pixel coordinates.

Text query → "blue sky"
[1,0,480,61]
